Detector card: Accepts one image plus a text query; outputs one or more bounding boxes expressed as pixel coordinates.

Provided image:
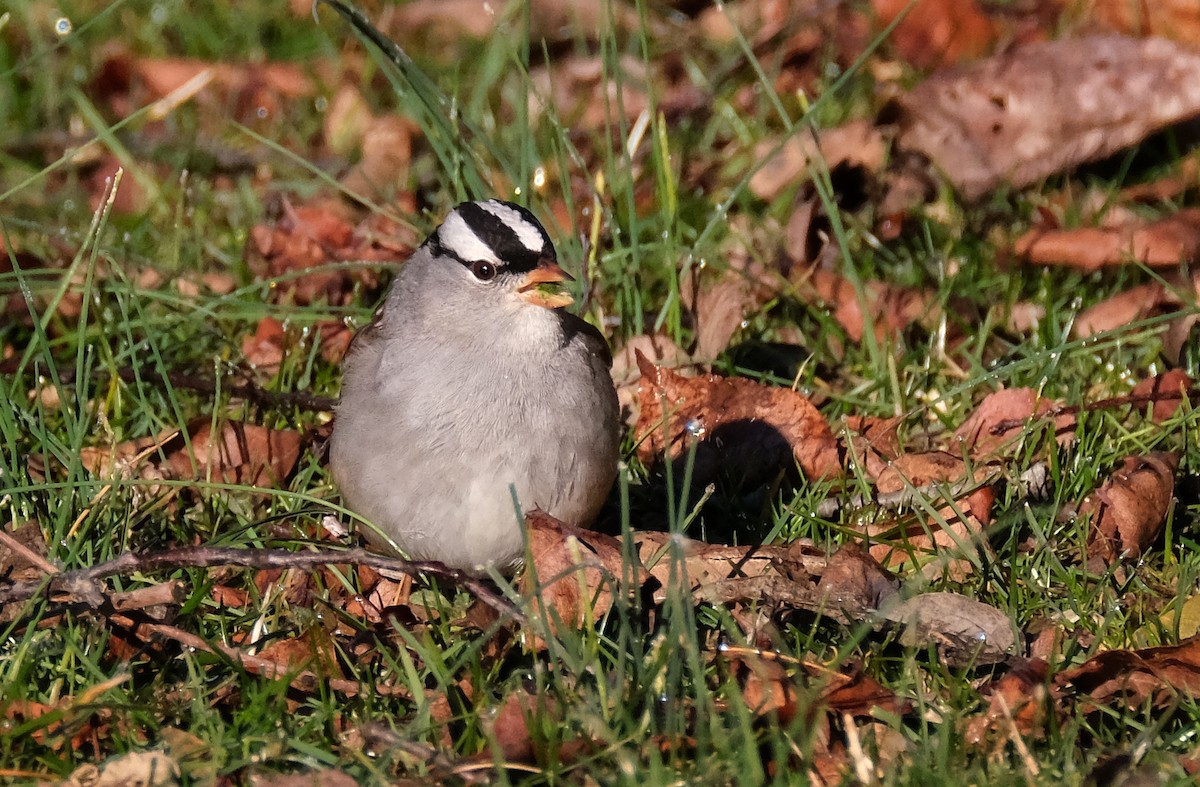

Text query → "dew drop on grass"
[686,418,705,437]
[533,166,547,191]
[314,96,328,112]
[54,17,71,36]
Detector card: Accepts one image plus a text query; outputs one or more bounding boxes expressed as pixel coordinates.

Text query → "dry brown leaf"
[323,85,374,157]
[95,48,314,124]
[692,269,773,362]
[964,658,1051,746]
[522,510,626,632]
[821,663,908,718]
[732,653,798,724]
[867,452,993,573]
[634,352,841,485]
[86,152,149,215]
[954,387,1076,458]
[1073,281,1183,338]
[165,419,302,489]
[385,0,652,49]
[882,591,1018,667]
[610,333,691,426]
[841,414,903,480]
[815,542,900,611]
[0,523,50,584]
[872,0,997,69]
[895,36,1200,199]
[750,120,886,202]
[242,316,287,372]
[1082,451,1178,565]
[1163,309,1200,368]
[1055,635,1200,710]
[1016,209,1200,269]
[1131,369,1193,423]
[62,750,180,787]
[338,115,415,203]
[791,266,936,343]
[1120,156,1200,203]
[245,198,412,305]
[246,770,358,787]
[1081,0,1200,43]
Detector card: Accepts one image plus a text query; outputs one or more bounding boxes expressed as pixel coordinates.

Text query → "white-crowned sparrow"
[329,199,621,571]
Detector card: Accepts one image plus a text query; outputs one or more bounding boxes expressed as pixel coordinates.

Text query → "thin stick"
[0,546,523,623]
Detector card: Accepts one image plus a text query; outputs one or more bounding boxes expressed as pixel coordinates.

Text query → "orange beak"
[517,259,575,309]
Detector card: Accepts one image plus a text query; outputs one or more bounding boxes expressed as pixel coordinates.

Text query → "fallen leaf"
[1082,451,1178,565]
[750,121,886,203]
[634,352,841,486]
[521,510,625,633]
[872,0,997,69]
[881,591,1019,667]
[691,269,773,362]
[322,84,374,157]
[791,265,937,343]
[1163,309,1200,367]
[964,658,1051,746]
[62,750,180,787]
[895,36,1200,199]
[337,115,415,203]
[840,414,903,480]
[1016,209,1200,269]
[610,333,691,425]
[245,198,412,305]
[732,653,798,724]
[242,317,287,371]
[954,387,1076,458]
[165,419,303,488]
[866,452,994,573]
[815,542,900,612]
[1072,281,1183,338]
[1131,369,1193,423]
[1085,0,1200,44]
[1056,635,1200,711]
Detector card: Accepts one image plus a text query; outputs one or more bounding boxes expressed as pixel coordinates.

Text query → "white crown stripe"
[438,212,501,264]
[479,200,546,253]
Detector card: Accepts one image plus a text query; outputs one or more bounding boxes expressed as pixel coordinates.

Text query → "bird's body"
[329,200,620,570]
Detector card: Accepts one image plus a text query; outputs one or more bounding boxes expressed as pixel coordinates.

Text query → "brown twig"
[0,546,523,624]
[988,384,1199,436]
[2,362,336,413]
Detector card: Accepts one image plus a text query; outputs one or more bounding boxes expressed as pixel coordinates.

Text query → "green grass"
[3,0,1200,783]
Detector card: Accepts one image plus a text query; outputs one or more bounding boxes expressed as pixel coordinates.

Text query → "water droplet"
[256,106,268,119]
[975,630,987,642]
[533,166,547,191]
[686,418,705,437]
[151,4,168,25]
[314,96,328,112]
[54,17,72,36]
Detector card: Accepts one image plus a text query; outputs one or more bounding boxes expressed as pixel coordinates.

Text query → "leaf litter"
[5,0,1200,781]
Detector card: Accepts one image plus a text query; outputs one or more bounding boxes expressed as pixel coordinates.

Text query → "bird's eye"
[470,260,496,281]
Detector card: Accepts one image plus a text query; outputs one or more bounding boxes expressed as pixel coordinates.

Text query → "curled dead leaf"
[1082,451,1179,565]
[1055,635,1200,710]
[633,352,841,487]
